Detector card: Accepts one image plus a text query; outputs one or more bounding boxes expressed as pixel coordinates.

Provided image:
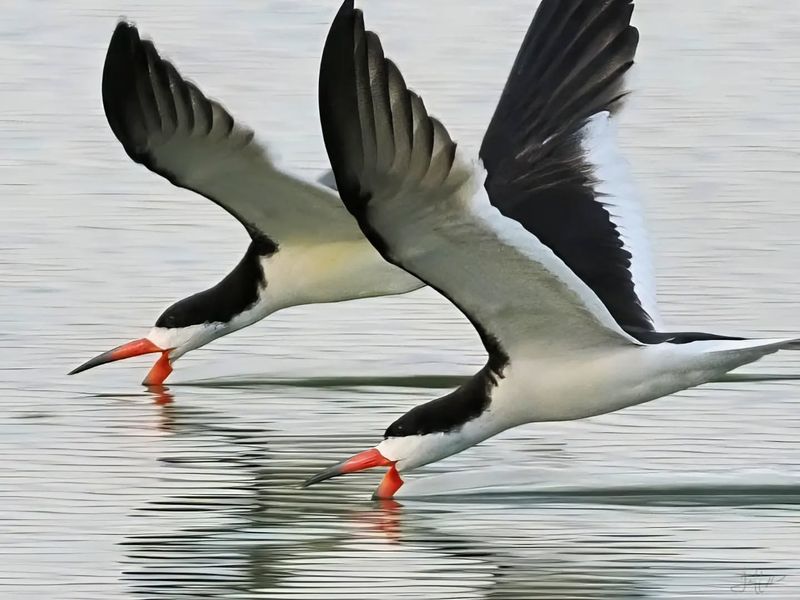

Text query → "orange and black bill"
[69,338,173,386]
[303,448,403,498]
[69,338,167,377]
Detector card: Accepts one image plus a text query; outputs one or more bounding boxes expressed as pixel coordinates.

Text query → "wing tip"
[102,20,148,159]
[111,19,138,38]
[104,20,144,81]
[320,0,465,210]
[328,0,361,41]
[104,18,183,165]
[338,0,356,16]
[319,0,368,207]
[102,20,197,157]
[481,0,641,167]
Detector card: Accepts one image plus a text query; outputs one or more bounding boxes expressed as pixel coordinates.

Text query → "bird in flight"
[69,21,423,385]
[304,0,800,499]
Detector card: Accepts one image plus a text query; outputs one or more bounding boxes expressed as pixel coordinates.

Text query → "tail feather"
[714,372,800,383]
[689,338,800,381]
[631,328,800,352]
[696,337,800,355]
[672,336,800,379]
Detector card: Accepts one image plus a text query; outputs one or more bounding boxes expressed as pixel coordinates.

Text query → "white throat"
[377,408,510,473]
[147,294,275,361]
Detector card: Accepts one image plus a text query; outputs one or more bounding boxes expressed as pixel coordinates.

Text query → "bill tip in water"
[303,447,401,497]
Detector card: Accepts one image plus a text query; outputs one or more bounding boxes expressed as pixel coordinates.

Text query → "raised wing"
[319,1,640,367]
[103,21,361,244]
[480,0,660,335]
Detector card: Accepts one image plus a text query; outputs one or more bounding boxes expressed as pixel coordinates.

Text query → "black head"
[155,236,276,329]
[384,368,495,438]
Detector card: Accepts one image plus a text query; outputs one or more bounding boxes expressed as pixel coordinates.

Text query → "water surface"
[2,1,800,598]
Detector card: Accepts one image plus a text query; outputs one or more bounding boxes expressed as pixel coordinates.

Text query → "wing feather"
[319,2,640,366]
[479,0,661,334]
[103,21,360,244]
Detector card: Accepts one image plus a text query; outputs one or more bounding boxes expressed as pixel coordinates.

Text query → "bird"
[303,0,800,499]
[69,21,423,386]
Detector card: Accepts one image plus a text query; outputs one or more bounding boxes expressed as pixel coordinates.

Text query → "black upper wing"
[480,0,659,335]
[102,21,359,244]
[319,0,640,372]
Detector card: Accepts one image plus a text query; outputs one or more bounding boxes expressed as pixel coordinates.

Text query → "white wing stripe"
[580,112,661,328]
[467,165,643,346]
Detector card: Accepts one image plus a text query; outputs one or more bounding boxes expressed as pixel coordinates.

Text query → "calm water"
[3,1,800,598]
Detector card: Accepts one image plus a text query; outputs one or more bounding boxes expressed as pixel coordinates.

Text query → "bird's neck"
[257,239,421,309]
[381,366,515,472]
[383,408,511,473]
[155,235,276,331]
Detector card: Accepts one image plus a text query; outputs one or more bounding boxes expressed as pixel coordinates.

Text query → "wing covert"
[479,0,660,334]
[319,1,641,367]
[103,21,360,245]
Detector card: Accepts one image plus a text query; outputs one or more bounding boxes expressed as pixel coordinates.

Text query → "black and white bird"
[69,21,423,385]
[304,0,800,499]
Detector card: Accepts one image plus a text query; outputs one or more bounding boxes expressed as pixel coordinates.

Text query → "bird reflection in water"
[119,392,654,599]
[144,384,174,406]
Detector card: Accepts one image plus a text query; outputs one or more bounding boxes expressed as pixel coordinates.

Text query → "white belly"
[492,341,765,424]
[261,240,422,309]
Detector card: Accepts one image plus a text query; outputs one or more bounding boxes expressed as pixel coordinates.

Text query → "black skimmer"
[69,21,423,385]
[304,0,800,499]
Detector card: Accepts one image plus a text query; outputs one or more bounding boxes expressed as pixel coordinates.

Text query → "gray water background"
[2,1,800,598]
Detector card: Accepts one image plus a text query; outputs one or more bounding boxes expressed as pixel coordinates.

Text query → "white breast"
[491,343,744,424]
[260,240,422,311]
